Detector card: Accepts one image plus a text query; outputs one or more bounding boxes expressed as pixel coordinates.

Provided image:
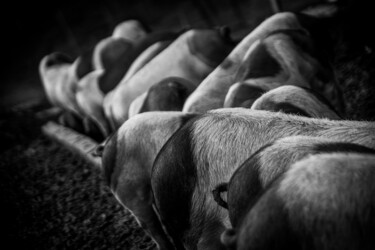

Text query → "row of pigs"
[39,11,343,142]
[40,11,375,250]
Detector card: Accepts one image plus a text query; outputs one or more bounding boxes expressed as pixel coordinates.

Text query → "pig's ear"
[212,182,228,209]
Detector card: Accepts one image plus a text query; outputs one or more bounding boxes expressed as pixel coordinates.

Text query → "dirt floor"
[0,104,156,249]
